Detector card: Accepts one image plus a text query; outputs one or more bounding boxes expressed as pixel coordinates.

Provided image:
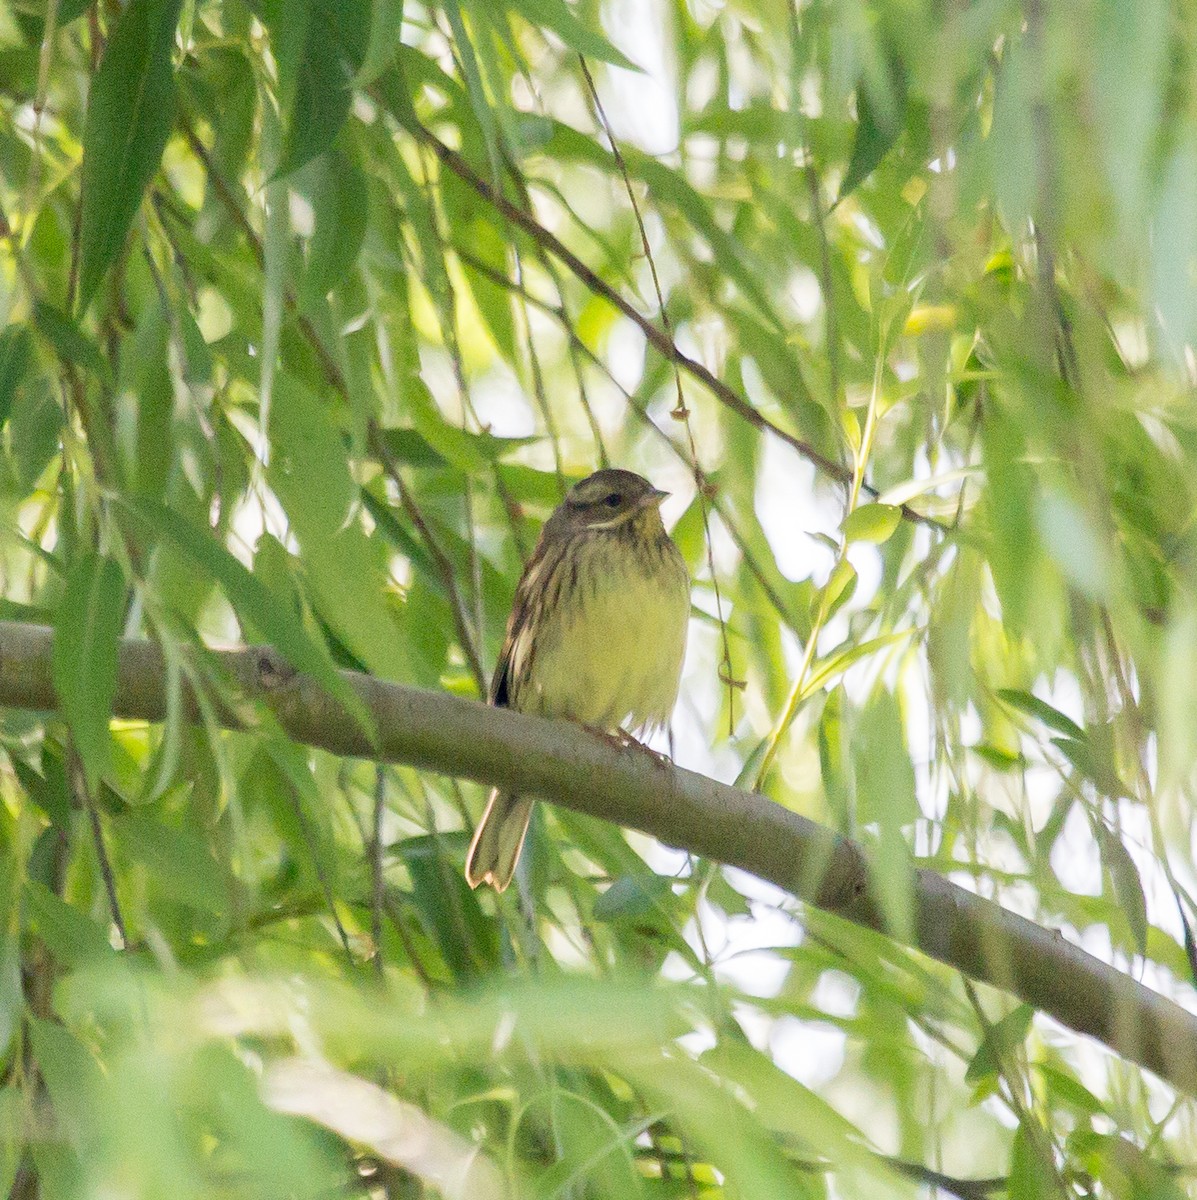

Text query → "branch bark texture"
[1,620,1194,1095]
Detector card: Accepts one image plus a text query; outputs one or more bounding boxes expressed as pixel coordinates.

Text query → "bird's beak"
[643,488,669,508]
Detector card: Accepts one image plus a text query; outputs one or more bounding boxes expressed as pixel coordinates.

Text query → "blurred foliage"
[1,0,1197,1195]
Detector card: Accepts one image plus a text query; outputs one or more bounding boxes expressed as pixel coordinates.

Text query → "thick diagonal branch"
[0,619,1194,1094]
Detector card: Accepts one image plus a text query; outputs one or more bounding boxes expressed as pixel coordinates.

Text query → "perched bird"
[465,468,691,891]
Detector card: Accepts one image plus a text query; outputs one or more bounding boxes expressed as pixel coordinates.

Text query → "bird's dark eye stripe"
[603,492,621,507]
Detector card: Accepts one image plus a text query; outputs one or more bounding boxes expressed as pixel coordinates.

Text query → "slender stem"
[69,745,128,948]
[371,765,386,981]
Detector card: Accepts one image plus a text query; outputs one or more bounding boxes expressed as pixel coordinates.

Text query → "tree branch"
[1,620,1194,1094]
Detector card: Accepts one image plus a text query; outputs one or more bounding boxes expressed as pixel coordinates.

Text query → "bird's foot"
[587,726,673,768]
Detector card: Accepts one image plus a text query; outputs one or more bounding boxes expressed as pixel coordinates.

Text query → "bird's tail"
[465,790,535,891]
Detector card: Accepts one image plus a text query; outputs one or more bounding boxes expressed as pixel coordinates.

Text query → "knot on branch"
[253,649,298,692]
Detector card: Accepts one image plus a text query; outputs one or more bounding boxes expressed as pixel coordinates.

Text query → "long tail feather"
[465,791,535,891]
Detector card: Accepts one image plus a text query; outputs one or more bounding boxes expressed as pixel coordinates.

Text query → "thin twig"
[283,776,356,970]
[69,745,128,948]
[371,764,386,981]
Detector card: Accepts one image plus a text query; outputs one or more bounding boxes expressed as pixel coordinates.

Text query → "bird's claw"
[587,726,673,768]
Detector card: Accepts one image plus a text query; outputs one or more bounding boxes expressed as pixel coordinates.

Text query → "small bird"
[465,468,691,891]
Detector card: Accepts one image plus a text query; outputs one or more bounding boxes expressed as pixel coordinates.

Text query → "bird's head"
[553,469,669,533]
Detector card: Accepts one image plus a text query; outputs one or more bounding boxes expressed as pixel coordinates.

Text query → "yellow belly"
[515,540,689,732]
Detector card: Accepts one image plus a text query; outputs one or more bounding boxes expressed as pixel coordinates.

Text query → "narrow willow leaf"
[399,836,498,983]
[114,815,228,915]
[1095,824,1148,957]
[497,0,639,71]
[356,0,407,86]
[1069,1132,1186,1200]
[53,553,126,786]
[12,753,71,830]
[0,937,19,1079]
[1007,1122,1056,1200]
[24,881,116,968]
[803,628,914,700]
[965,1003,1034,1085]
[0,325,32,428]
[839,58,908,199]
[77,0,182,311]
[593,874,672,922]
[853,688,917,940]
[268,379,407,680]
[297,152,369,312]
[28,1018,106,1147]
[997,688,1085,742]
[818,557,857,622]
[33,302,108,380]
[274,0,369,177]
[701,1041,903,1190]
[441,0,502,178]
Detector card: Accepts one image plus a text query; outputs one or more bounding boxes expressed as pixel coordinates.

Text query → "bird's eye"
[603,492,622,508]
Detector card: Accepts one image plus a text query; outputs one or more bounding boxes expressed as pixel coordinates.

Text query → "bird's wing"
[489,535,562,708]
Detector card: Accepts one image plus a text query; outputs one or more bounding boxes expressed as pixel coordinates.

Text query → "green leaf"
[1070,1131,1187,1200]
[398,835,498,983]
[996,689,1085,742]
[818,687,852,830]
[24,881,116,967]
[372,426,449,469]
[0,324,33,428]
[53,553,126,787]
[493,0,640,71]
[0,935,21,1068]
[124,499,376,742]
[12,750,71,830]
[818,557,857,622]
[843,502,901,544]
[267,379,407,680]
[77,0,182,311]
[803,628,914,699]
[442,0,501,178]
[966,1003,1034,1085]
[273,0,370,177]
[32,302,107,380]
[356,0,407,86]
[700,1040,900,1188]
[593,874,672,922]
[1036,1065,1108,1116]
[1095,824,1148,957]
[297,151,369,311]
[1007,1122,1056,1200]
[1049,736,1129,799]
[118,300,174,498]
[0,1088,22,1198]
[853,688,917,940]
[839,51,908,199]
[114,815,229,915]
[28,1017,106,1148]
